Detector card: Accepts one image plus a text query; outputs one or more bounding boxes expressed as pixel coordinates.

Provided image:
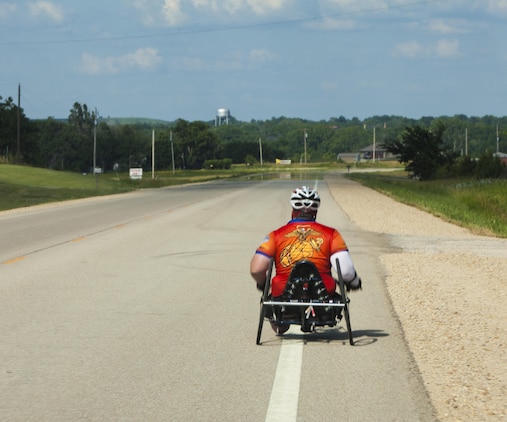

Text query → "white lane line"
[265,337,304,422]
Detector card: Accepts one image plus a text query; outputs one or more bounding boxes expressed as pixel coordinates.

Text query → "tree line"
[383,123,506,180]
[1,95,506,176]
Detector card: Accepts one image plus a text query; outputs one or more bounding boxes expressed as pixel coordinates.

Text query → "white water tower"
[215,108,230,126]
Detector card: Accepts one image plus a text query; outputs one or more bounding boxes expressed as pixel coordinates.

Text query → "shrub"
[245,154,258,166]
[475,152,504,179]
[203,158,232,169]
[454,155,477,177]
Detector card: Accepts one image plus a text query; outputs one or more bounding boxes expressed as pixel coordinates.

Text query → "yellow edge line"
[4,223,132,264]
[3,256,27,265]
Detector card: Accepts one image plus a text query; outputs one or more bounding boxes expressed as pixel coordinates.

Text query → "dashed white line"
[265,335,303,422]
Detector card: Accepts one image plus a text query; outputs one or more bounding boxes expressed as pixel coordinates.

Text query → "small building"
[337,152,360,163]
[275,158,292,165]
[494,152,507,165]
[360,144,393,161]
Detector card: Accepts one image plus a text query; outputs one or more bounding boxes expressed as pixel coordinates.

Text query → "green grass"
[348,171,507,238]
[0,165,133,210]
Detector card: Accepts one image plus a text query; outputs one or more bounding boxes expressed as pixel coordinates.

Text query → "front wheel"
[256,302,266,345]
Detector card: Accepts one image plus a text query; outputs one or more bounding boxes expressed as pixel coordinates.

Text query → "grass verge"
[348,171,507,238]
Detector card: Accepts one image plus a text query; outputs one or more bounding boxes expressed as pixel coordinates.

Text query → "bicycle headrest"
[288,260,322,282]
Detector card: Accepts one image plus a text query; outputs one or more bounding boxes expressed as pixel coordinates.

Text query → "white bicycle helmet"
[290,186,320,211]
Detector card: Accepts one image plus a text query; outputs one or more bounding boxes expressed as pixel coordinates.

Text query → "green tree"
[0,96,33,163]
[222,141,259,163]
[115,124,149,169]
[384,124,455,180]
[68,102,96,136]
[64,102,99,172]
[173,120,220,169]
[33,118,68,169]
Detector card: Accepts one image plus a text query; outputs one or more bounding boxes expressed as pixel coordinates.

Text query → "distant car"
[363,152,372,159]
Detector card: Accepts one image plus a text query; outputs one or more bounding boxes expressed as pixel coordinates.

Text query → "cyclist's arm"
[250,252,271,287]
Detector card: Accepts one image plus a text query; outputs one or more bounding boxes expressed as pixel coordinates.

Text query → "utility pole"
[373,127,376,164]
[152,129,155,179]
[304,129,307,165]
[16,83,21,162]
[465,127,468,156]
[170,130,175,175]
[497,125,500,154]
[259,138,263,166]
[93,108,98,189]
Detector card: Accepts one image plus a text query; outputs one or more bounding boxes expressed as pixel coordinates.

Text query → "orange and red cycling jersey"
[255,219,349,297]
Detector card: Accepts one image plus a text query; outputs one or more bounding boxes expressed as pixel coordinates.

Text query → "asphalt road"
[0,175,436,421]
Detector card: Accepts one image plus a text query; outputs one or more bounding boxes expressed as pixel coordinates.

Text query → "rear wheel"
[256,260,273,345]
[338,277,353,345]
[336,259,354,345]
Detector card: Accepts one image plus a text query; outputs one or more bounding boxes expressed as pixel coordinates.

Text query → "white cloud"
[189,0,287,15]
[485,0,507,14]
[28,1,63,22]
[81,48,162,74]
[140,0,289,27]
[323,0,408,12]
[0,3,16,19]
[132,0,186,27]
[162,0,184,26]
[426,19,467,34]
[249,48,275,62]
[243,0,287,15]
[324,0,504,19]
[394,39,460,59]
[190,0,220,12]
[134,0,507,30]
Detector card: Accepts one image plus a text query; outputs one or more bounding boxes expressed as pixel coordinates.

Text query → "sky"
[0,0,506,122]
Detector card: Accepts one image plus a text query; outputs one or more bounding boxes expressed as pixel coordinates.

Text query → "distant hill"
[32,117,174,126]
[101,117,173,126]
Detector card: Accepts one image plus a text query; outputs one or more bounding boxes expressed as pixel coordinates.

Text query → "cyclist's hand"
[346,274,362,291]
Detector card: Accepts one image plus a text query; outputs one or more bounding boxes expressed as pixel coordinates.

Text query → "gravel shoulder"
[327,175,506,421]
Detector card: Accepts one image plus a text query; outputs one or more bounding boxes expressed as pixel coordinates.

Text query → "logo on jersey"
[279,226,323,267]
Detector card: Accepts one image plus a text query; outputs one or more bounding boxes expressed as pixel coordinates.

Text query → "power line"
[0,0,440,47]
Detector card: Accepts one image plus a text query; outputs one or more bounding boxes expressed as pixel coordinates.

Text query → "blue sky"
[1,0,505,122]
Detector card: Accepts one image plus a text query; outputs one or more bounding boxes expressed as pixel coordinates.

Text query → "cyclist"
[250,185,361,333]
